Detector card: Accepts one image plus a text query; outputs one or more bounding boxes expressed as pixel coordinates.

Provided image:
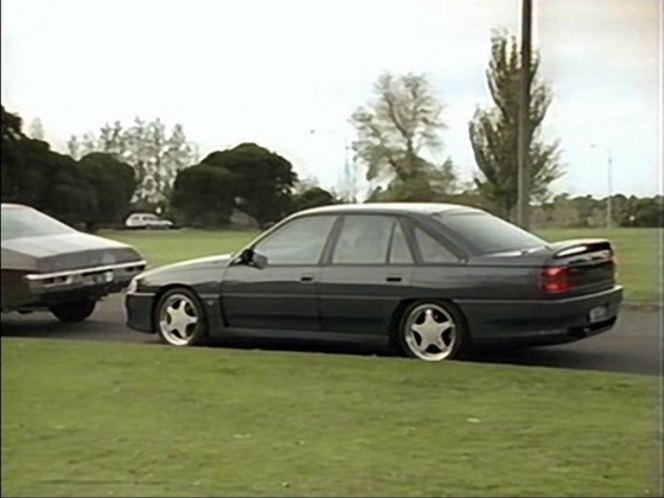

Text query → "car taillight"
[540,266,570,295]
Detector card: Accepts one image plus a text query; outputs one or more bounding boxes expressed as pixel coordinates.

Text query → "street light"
[590,143,613,228]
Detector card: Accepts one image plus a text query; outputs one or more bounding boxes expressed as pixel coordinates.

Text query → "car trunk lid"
[2,233,143,273]
[542,238,616,296]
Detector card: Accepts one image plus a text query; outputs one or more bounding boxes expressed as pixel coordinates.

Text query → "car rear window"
[434,211,547,255]
[1,206,76,241]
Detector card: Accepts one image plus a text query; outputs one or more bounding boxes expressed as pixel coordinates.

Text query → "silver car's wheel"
[155,288,207,346]
[399,302,466,361]
[50,299,97,323]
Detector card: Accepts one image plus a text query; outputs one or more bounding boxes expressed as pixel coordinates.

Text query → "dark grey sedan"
[1,203,146,322]
[125,203,623,361]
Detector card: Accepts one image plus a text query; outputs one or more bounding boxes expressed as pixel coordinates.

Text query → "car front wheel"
[50,299,97,323]
[397,301,468,362]
[154,288,208,346]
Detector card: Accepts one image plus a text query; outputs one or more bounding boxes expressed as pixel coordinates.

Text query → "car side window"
[332,215,394,264]
[389,221,413,264]
[414,227,458,263]
[253,215,336,265]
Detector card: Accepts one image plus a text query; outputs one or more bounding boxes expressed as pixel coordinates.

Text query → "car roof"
[1,203,31,210]
[295,202,484,217]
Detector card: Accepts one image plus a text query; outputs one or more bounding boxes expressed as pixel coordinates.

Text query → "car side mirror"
[252,251,268,269]
[237,248,268,269]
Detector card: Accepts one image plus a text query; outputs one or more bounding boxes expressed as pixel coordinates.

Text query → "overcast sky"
[1,0,661,198]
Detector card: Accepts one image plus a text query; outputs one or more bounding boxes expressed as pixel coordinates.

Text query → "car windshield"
[1,206,76,241]
[434,211,548,255]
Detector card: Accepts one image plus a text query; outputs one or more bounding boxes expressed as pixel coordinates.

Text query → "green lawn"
[105,227,661,303]
[1,338,660,497]
[107,228,257,269]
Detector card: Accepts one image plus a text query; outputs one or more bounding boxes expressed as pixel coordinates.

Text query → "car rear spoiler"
[549,239,613,259]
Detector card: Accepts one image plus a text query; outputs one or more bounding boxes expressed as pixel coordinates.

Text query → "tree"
[28,118,45,141]
[1,107,97,225]
[550,195,582,228]
[70,118,199,206]
[77,153,137,226]
[291,186,339,213]
[469,30,562,221]
[67,135,80,160]
[172,143,298,228]
[626,196,663,227]
[1,106,26,201]
[171,165,236,227]
[45,153,97,226]
[351,72,457,200]
[97,120,126,158]
[200,143,298,227]
[160,124,198,202]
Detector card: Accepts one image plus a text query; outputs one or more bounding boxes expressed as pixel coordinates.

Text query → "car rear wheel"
[397,301,468,362]
[50,299,97,323]
[154,288,208,346]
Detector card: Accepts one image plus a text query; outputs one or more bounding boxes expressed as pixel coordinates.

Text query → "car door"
[220,214,337,332]
[318,214,415,336]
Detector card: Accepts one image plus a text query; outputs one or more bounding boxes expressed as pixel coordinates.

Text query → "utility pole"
[310,128,356,202]
[590,143,613,228]
[342,137,356,202]
[607,151,613,228]
[516,0,532,228]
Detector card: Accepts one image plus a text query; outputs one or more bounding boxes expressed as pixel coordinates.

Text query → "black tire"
[153,287,208,346]
[50,299,97,323]
[395,300,470,362]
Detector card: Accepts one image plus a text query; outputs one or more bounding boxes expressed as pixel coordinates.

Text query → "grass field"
[1,338,660,497]
[106,227,661,302]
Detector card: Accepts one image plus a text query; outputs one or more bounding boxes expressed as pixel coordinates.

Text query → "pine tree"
[469,30,562,221]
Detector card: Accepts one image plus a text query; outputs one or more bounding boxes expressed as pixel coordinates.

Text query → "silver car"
[1,203,146,322]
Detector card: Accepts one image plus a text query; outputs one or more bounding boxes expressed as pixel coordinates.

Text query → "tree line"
[348,29,660,227]
[1,107,136,227]
[531,194,663,229]
[1,106,339,229]
[1,30,661,229]
[351,30,562,222]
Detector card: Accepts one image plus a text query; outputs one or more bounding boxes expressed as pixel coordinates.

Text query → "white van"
[125,212,174,230]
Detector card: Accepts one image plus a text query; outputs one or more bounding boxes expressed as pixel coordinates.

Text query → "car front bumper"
[457,285,624,347]
[124,291,155,333]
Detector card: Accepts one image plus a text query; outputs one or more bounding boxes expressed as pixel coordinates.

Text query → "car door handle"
[386,276,402,282]
[300,274,315,282]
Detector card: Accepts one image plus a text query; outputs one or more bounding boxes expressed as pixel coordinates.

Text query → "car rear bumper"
[457,285,623,346]
[11,261,146,310]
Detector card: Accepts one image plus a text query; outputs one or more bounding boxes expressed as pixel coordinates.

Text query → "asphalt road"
[1,295,661,376]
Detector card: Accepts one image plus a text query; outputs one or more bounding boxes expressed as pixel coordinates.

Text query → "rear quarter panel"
[409,263,540,301]
[408,263,545,341]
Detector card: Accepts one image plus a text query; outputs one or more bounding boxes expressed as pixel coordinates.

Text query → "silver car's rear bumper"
[25,260,147,294]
